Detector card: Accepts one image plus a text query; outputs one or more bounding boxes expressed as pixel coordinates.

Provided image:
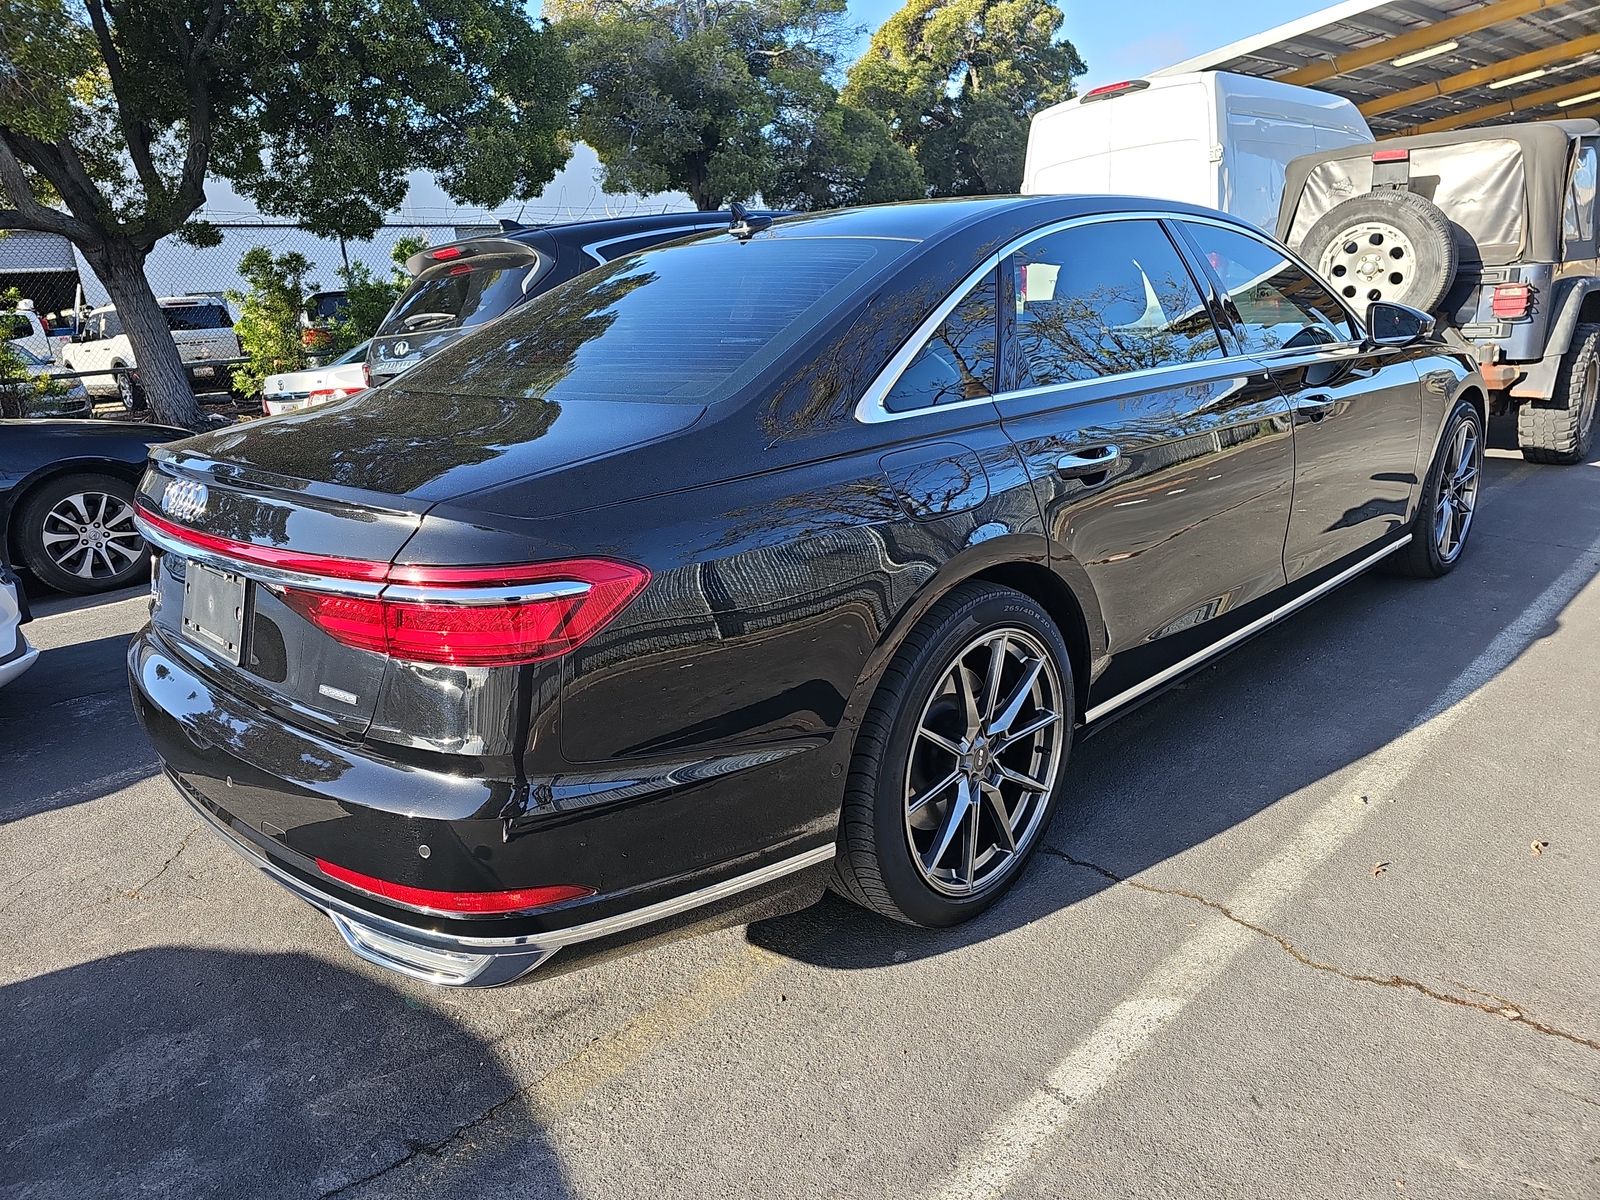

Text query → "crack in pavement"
[125,829,197,898]
[316,1087,526,1199]
[1043,847,1600,1054]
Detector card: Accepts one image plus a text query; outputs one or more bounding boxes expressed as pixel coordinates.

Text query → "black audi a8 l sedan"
[130,196,1485,985]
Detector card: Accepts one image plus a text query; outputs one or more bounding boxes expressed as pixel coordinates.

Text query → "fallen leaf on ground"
[1371,862,1389,877]
[1530,840,1549,856]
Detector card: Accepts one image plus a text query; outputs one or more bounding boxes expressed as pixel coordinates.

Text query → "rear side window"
[96,312,123,338]
[1181,222,1356,354]
[395,235,905,404]
[1009,219,1224,387]
[884,270,997,412]
[379,256,546,337]
[164,303,232,331]
[0,312,31,340]
[1565,143,1597,248]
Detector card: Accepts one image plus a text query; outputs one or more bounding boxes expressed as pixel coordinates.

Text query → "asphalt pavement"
[3,446,1596,1199]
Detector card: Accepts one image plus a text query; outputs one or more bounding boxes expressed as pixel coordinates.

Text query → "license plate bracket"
[181,561,246,664]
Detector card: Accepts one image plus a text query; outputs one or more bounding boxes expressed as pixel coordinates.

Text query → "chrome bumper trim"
[175,775,833,986]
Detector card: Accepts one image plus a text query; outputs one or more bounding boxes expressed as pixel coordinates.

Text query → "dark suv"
[1280,118,1598,463]
[366,210,779,385]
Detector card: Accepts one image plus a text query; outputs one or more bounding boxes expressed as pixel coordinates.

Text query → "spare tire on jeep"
[1296,190,1459,314]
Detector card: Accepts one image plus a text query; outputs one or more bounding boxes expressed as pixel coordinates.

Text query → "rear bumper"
[173,770,830,985]
[128,630,836,985]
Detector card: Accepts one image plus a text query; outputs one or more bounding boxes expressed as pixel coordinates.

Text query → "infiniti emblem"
[162,478,209,522]
[392,340,411,357]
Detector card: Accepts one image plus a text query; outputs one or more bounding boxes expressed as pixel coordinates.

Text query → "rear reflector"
[1372,148,1411,163]
[315,858,593,915]
[1491,282,1533,320]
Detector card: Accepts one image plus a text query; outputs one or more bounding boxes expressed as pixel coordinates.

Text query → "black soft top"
[1278,118,1598,263]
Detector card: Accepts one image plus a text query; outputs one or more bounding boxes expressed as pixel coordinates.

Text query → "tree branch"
[0,135,99,244]
[84,0,166,204]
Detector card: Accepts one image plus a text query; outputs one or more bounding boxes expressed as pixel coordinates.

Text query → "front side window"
[1565,143,1597,247]
[1181,221,1356,354]
[163,303,232,331]
[1009,220,1224,388]
[884,269,997,412]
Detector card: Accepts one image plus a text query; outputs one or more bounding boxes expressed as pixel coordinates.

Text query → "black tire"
[830,583,1075,927]
[114,364,146,412]
[14,472,150,595]
[1297,190,1459,314]
[1518,324,1599,466]
[1390,398,1484,579]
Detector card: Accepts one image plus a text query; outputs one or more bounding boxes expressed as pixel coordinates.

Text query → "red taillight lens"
[278,557,650,666]
[308,386,362,403]
[1492,282,1533,320]
[1371,148,1411,163]
[315,858,593,914]
[431,245,463,261]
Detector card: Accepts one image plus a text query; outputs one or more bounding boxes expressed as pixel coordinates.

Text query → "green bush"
[229,247,314,397]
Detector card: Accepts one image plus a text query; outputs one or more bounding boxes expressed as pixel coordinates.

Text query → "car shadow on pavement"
[2,947,574,1200]
[750,453,1600,970]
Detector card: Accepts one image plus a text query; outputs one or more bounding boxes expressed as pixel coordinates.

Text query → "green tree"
[766,69,924,210]
[228,246,313,398]
[0,0,573,429]
[843,0,1085,196]
[552,0,863,211]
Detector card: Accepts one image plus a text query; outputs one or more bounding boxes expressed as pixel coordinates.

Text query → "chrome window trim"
[1083,535,1411,724]
[582,223,719,264]
[856,210,1254,425]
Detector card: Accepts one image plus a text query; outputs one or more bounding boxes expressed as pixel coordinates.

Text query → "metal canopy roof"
[1156,0,1600,136]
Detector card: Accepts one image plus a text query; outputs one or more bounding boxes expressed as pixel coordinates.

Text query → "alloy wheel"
[1434,418,1480,563]
[41,491,144,582]
[1319,221,1417,305]
[116,370,137,411]
[904,628,1065,897]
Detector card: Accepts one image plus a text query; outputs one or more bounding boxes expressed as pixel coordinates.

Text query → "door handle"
[1295,393,1335,422]
[1054,444,1120,478]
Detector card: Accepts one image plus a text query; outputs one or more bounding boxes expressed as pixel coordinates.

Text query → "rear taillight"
[308,385,362,403]
[135,505,650,666]
[1492,283,1533,320]
[1081,80,1150,103]
[277,558,649,666]
[315,858,593,914]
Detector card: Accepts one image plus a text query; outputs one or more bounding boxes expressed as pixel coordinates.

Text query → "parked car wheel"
[15,472,150,594]
[1299,190,1458,314]
[1391,398,1484,578]
[1518,324,1600,466]
[114,364,145,412]
[831,583,1074,927]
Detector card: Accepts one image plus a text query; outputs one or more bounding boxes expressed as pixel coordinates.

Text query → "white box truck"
[1022,72,1374,232]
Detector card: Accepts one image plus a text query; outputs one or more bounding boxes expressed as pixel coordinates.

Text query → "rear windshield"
[164,302,233,331]
[305,293,347,322]
[393,235,905,405]
[378,255,546,338]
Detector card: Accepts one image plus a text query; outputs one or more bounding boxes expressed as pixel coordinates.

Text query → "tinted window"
[1565,143,1597,247]
[97,312,123,339]
[397,235,904,404]
[884,270,997,412]
[1183,221,1356,353]
[1010,220,1224,387]
[305,292,348,323]
[380,256,546,337]
[163,303,232,331]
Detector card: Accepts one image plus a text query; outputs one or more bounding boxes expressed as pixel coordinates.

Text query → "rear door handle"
[1295,393,1335,421]
[1054,444,1120,478]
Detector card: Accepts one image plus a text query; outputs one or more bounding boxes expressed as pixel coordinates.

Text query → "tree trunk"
[81,239,205,430]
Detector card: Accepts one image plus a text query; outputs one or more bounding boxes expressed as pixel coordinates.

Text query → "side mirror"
[1366,301,1435,348]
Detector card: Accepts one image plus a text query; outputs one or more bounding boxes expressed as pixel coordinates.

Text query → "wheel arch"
[3,457,147,555]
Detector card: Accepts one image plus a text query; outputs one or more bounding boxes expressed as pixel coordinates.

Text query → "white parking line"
[931,537,1600,1200]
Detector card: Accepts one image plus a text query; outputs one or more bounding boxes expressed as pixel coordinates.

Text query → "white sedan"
[0,562,37,689]
[262,340,369,416]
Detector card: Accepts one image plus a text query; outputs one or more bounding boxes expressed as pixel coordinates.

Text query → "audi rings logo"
[162,478,209,522]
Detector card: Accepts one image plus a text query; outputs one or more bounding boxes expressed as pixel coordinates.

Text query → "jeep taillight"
[1491,283,1533,320]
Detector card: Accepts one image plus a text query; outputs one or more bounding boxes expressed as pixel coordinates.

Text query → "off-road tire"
[1518,324,1600,465]
[1390,399,1484,578]
[830,583,1075,928]
[1298,190,1459,314]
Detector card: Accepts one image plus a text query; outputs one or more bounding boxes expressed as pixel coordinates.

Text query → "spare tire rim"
[1319,221,1418,306]
[904,628,1065,897]
[41,491,143,581]
[1434,418,1480,564]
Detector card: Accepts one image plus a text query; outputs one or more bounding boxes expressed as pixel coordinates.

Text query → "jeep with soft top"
[1279,119,1598,464]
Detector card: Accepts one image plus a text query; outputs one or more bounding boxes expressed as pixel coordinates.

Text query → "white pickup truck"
[1,306,61,362]
[61,295,241,410]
